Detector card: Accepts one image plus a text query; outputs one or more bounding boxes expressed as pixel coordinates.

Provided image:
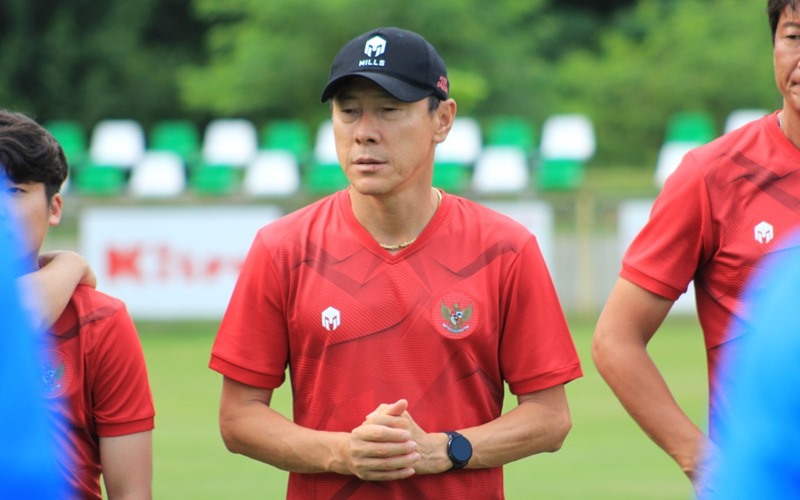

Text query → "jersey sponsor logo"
[39,350,72,399]
[754,221,774,244]
[434,292,479,339]
[322,306,341,331]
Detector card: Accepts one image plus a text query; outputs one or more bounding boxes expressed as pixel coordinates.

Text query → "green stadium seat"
[189,163,241,196]
[303,162,349,194]
[150,120,201,166]
[72,163,128,196]
[665,111,716,143]
[486,116,536,153]
[261,120,311,162]
[536,158,584,191]
[432,162,471,193]
[45,120,88,169]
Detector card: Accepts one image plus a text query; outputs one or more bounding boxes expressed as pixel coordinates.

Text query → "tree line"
[0,0,776,166]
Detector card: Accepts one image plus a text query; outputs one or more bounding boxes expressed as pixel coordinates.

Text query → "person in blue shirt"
[702,238,800,498]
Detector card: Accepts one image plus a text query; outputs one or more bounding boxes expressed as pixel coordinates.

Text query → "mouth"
[352,157,387,171]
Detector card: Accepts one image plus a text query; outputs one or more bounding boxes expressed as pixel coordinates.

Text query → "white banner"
[80,206,282,319]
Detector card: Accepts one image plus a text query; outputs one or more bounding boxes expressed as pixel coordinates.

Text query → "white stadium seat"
[89,119,146,168]
[201,118,258,167]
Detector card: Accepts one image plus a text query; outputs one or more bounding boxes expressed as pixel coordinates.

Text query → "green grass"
[136,314,705,499]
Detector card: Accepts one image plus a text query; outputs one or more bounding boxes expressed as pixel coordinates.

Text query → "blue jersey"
[703,238,800,497]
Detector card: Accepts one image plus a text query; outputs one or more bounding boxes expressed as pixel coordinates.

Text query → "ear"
[48,193,62,227]
[433,99,457,144]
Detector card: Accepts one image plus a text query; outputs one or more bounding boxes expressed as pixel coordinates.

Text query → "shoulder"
[69,285,127,316]
[445,194,533,237]
[52,285,133,336]
[254,192,340,246]
[685,112,778,170]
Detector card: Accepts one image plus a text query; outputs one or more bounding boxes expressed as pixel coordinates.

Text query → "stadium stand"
[537,113,595,190]
[88,119,147,169]
[129,151,187,198]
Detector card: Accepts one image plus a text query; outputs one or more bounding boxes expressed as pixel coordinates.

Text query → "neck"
[350,188,442,251]
[778,109,800,150]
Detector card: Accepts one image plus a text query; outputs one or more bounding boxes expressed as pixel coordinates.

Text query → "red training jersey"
[211,189,582,499]
[40,285,155,500]
[621,111,800,422]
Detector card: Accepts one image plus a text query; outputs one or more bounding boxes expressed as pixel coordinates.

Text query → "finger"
[353,422,412,443]
[351,452,420,481]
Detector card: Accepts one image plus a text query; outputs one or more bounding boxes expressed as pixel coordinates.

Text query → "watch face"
[450,434,472,462]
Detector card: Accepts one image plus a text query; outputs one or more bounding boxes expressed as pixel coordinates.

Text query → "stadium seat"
[201,118,258,168]
[665,111,716,143]
[129,151,187,198]
[150,120,200,167]
[72,163,128,196]
[471,146,530,194]
[45,120,88,169]
[432,162,471,193]
[306,120,348,194]
[486,116,536,153]
[88,119,147,169]
[261,120,311,162]
[539,113,596,162]
[304,163,349,194]
[724,109,769,134]
[243,150,301,197]
[189,163,241,196]
[312,120,338,166]
[654,141,698,187]
[434,117,482,166]
[536,157,584,191]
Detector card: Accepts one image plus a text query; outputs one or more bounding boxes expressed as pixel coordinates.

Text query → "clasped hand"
[345,399,447,481]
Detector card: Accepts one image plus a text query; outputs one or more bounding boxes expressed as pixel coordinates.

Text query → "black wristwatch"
[444,431,472,470]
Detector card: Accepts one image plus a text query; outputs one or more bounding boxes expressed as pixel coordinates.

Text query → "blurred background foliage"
[0,0,778,166]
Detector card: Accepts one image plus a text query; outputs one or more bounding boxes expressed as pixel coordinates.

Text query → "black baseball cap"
[320,27,449,103]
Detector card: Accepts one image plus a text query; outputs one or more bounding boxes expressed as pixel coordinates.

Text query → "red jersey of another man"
[40,285,155,499]
[621,111,800,426]
[211,189,582,499]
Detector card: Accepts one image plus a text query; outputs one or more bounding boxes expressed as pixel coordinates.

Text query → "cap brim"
[320,73,434,103]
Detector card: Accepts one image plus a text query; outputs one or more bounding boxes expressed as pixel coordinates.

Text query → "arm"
[365,384,572,475]
[16,250,96,329]
[218,377,419,481]
[100,431,152,500]
[592,277,707,482]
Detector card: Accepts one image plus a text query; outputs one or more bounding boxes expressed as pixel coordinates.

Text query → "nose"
[353,111,379,145]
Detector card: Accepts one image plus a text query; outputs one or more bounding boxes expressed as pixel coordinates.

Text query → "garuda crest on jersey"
[441,301,473,334]
[432,291,479,339]
[40,350,72,398]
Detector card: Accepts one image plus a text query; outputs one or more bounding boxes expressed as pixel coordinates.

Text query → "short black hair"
[768,0,799,43]
[0,110,68,201]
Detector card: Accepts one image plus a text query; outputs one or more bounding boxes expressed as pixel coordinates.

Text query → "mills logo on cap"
[320,27,449,103]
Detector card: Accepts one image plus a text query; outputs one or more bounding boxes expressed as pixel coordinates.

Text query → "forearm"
[221,402,351,474]
[593,335,706,475]
[462,386,572,469]
[100,432,152,500]
[17,251,92,329]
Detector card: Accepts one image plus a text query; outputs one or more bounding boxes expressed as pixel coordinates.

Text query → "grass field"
[136,313,705,500]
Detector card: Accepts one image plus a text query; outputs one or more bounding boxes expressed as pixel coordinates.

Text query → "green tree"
[554,0,778,165]
[179,0,556,125]
[0,0,209,128]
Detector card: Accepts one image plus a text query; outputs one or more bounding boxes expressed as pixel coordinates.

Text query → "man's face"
[0,177,61,266]
[774,5,800,115]
[331,78,454,197]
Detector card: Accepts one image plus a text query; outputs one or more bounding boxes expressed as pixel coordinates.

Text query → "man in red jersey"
[0,110,155,500]
[210,27,582,499]
[592,0,800,494]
